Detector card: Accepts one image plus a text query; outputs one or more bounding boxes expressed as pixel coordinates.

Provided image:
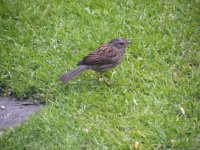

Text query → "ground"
[0,97,41,130]
[0,0,199,149]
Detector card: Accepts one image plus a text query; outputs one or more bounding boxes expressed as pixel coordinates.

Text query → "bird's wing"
[78,44,118,65]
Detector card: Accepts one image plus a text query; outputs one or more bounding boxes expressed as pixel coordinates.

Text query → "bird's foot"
[97,72,104,81]
[97,73,111,85]
[104,78,111,86]
[98,76,104,82]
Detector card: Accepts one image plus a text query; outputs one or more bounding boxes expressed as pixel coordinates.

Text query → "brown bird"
[59,37,131,83]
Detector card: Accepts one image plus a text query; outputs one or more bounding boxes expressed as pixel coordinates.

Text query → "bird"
[59,37,131,84]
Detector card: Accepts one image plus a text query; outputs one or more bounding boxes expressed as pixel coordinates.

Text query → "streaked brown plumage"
[59,37,131,83]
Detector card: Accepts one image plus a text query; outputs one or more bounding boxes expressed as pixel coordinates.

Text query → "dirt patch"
[0,97,42,130]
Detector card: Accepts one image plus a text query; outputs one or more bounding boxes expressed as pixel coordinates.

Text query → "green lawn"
[0,0,199,149]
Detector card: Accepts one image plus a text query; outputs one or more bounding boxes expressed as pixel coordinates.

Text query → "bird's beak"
[126,40,132,44]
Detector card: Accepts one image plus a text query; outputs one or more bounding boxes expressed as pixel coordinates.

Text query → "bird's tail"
[59,65,89,83]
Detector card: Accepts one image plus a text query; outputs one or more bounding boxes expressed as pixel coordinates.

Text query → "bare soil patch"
[0,97,42,130]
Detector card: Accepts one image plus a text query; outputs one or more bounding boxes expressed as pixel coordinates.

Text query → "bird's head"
[109,37,131,49]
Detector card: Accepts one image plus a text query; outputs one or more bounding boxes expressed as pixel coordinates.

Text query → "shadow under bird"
[59,37,131,83]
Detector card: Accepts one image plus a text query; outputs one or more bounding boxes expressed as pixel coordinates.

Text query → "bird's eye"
[119,42,124,45]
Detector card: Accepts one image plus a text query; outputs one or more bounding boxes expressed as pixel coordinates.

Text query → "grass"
[0,0,199,149]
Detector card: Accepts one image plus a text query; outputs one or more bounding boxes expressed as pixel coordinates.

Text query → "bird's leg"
[104,78,111,86]
[97,72,111,85]
[97,72,104,81]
